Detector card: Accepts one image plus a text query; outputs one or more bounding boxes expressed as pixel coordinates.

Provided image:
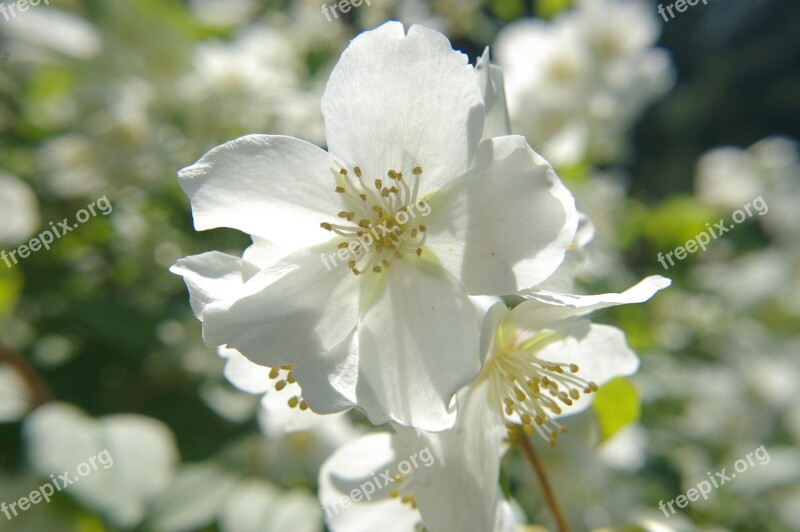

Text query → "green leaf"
[0,267,22,318]
[591,377,640,442]
[535,0,572,19]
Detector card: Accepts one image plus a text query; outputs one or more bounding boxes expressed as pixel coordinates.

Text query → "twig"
[0,344,53,406]
[518,431,570,532]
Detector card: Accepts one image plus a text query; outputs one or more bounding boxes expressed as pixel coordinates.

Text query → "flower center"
[487,330,599,446]
[320,165,430,275]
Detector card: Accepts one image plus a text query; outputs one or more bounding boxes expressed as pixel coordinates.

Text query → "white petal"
[476,300,509,366]
[241,236,292,278]
[148,464,240,532]
[268,490,324,532]
[318,433,420,532]
[218,347,272,395]
[178,134,343,251]
[518,275,671,328]
[397,382,506,532]
[202,248,360,368]
[24,403,178,528]
[535,323,639,417]
[322,21,484,196]
[531,212,595,292]
[219,480,280,532]
[0,364,32,422]
[0,172,39,245]
[425,135,578,294]
[493,500,519,532]
[291,329,360,416]
[356,260,481,431]
[170,252,245,320]
[258,386,341,436]
[476,48,512,142]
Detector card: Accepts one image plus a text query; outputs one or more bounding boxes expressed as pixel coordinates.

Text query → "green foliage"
[534,0,571,19]
[592,377,640,442]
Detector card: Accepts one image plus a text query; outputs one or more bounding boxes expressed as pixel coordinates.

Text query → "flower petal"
[425,135,578,294]
[321,21,484,196]
[202,248,360,368]
[178,134,343,252]
[516,275,671,329]
[476,48,512,143]
[356,260,481,431]
[218,347,272,395]
[318,433,420,532]
[396,382,507,532]
[170,251,245,319]
[291,329,361,416]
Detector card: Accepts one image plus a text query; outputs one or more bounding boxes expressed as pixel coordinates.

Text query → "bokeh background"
[1,0,798,530]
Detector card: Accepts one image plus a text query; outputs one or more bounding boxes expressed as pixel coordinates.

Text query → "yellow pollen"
[321,163,430,275]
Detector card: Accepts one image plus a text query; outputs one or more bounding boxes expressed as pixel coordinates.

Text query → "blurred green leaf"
[592,377,640,442]
[0,267,22,318]
[535,0,572,19]
[489,0,525,21]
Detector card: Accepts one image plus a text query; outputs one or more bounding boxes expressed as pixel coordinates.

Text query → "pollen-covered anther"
[324,164,429,275]
[490,347,600,445]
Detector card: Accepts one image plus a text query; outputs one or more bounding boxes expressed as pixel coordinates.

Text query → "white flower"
[496,0,674,166]
[0,363,32,422]
[180,26,324,143]
[318,277,668,531]
[172,21,578,431]
[0,172,39,246]
[696,136,800,242]
[148,464,322,532]
[318,431,517,532]
[24,402,178,528]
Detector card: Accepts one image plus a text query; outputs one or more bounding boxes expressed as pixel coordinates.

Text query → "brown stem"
[0,344,53,406]
[518,432,570,532]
